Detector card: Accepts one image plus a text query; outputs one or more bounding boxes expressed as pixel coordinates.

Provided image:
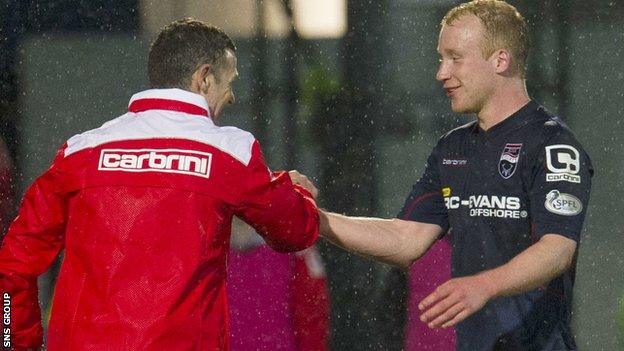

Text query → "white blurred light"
[140,0,347,39]
[293,0,347,39]
[397,0,457,4]
[264,0,289,38]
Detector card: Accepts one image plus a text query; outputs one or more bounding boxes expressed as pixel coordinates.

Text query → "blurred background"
[0,0,623,350]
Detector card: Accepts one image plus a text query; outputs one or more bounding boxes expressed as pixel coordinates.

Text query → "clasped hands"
[288,170,318,199]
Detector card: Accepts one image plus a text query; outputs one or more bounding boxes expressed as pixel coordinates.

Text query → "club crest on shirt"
[498,143,522,179]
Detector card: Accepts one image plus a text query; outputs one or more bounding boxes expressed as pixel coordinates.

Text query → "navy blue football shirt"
[399,101,592,351]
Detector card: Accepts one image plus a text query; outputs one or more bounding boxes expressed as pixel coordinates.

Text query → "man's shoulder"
[210,125,255,146]
[64,113,135,155]
[526,108,584,147]
[202,125,257,166]
[64,112,257,166]
[438,120,477,145]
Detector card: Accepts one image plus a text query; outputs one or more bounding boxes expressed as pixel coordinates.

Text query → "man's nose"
[436,63,450,82]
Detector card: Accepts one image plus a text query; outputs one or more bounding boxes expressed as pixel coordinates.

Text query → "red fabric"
[0,94,319,350]
[128,98,209,117]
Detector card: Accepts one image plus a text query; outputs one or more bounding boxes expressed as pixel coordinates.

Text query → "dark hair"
[148,18,236,88]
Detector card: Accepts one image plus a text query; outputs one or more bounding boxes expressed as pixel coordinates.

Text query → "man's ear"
[190,64,212,93]
[493,49,512,75]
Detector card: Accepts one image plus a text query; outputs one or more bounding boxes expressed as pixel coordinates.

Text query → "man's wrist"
[318,209,331,237]
[475,270,502,299]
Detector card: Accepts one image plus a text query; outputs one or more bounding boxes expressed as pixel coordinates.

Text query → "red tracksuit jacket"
[0,88,320,350]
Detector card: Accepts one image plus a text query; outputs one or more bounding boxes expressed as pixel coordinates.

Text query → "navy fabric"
[399,101,592,351]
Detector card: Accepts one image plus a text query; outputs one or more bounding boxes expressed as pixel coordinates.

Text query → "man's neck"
[477,80,530,131]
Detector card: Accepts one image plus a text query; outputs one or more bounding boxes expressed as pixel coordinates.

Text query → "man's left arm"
[420,126,593,328]
[419,233,576,328]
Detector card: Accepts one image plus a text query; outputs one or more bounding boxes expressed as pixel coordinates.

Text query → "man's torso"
[402,102,592,350]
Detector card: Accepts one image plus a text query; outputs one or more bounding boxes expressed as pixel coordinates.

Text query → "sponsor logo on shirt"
[545,144,581,183]
[545,190,582,216]
[498,143,522,179]
[442,158,468,167]
[98,148,212,179]
[444,194,527,219]
[442,158,468,166]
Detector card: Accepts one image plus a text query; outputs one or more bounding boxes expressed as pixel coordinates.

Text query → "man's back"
[0,88,319,350]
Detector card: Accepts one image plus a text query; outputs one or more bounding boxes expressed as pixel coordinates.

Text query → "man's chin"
[450,101,476,114]
[450,102,467,114]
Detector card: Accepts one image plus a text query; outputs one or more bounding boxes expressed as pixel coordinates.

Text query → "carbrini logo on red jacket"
[98,148,212,178]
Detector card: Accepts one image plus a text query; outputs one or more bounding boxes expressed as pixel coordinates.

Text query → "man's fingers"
[288,170,306,186]
[427,300,465,328]
[288,170,301,182]
[288,170,319,199]
[302,179,319,199]
[420,293,459,323]
[419,276,491,329]
[419,282,452,311]
[441,309,472,328]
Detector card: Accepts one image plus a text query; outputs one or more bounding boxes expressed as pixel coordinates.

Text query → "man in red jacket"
[0,19,319,350]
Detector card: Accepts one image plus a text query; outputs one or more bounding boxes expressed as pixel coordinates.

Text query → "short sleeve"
[529,129,593,242]
[398,144,449,232]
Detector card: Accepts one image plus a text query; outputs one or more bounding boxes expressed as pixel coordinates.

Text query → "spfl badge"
[499,143,522,179]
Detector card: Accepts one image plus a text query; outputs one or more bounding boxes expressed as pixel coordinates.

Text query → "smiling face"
[204,49,238,119]
[436,15,497,115]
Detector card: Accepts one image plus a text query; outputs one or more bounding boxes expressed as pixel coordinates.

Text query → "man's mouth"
[445,86,459,97]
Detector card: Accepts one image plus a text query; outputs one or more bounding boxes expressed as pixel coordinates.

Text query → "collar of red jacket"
[128,89,212,119]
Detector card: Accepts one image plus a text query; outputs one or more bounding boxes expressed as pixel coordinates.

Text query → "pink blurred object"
[228,245,296,350]
[0,137,13,230]
[405,238,456,351]
[228,244,329,351]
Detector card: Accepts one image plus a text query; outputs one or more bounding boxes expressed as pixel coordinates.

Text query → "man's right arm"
[319,210,443,268]
[234,141,319,253]
[289,140,447,269]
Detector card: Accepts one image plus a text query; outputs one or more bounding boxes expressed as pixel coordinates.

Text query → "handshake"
[288,170,319,200]
[285,169,496,331]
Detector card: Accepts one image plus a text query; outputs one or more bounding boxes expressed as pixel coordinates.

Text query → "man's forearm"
[319,210,441,268]
[477,234,577,298]
[418,233,578,328]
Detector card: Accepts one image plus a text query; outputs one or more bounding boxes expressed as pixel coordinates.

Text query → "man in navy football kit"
[290,1,592,350]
